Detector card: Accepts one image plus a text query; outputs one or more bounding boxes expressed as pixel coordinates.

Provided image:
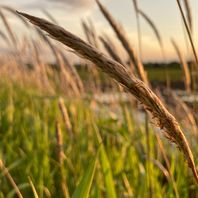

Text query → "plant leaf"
[72,156,97,198]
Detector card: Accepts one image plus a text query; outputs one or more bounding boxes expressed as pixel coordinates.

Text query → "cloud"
[0,0,94,11]
[46,0,94,10]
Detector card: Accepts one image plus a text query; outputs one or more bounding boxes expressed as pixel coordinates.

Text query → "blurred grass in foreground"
[0,81,197,197]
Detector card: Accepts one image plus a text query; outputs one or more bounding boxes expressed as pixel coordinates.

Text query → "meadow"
[0,0,198,197]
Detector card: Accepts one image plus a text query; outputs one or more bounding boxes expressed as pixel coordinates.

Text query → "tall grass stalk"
[169,90,197,135]
[155,134,179,198]
[58,98,73,138]
[100,35,124,65]
[132,0,142,59]
[18,11,198,183]
[171,39,191,93]
[55,120,71,198]
[175,0,198,68]
[0,29,9,44]
[1,6,30,28]
[0,10,17,45]
[182,0,192,33]
[138,9,170,89]
[145,113,153,197]
[41,9,58,25]
[0,159,23,198]
[95,0,148,84]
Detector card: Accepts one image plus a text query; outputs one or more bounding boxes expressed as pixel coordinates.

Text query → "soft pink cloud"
[48,0,94,10]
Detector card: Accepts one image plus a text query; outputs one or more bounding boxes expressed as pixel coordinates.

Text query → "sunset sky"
[1,0,198,62]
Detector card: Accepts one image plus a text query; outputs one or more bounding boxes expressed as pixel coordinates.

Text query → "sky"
[0,0,198,62]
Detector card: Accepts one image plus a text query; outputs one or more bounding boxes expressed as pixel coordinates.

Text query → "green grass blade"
[72,156,97,198]
[94,125,117,198]
[99,145,117,198]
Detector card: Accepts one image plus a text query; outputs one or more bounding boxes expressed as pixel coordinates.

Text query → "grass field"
[146,65,183,82]
[0,82,197,197]
[0,0,198,197]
